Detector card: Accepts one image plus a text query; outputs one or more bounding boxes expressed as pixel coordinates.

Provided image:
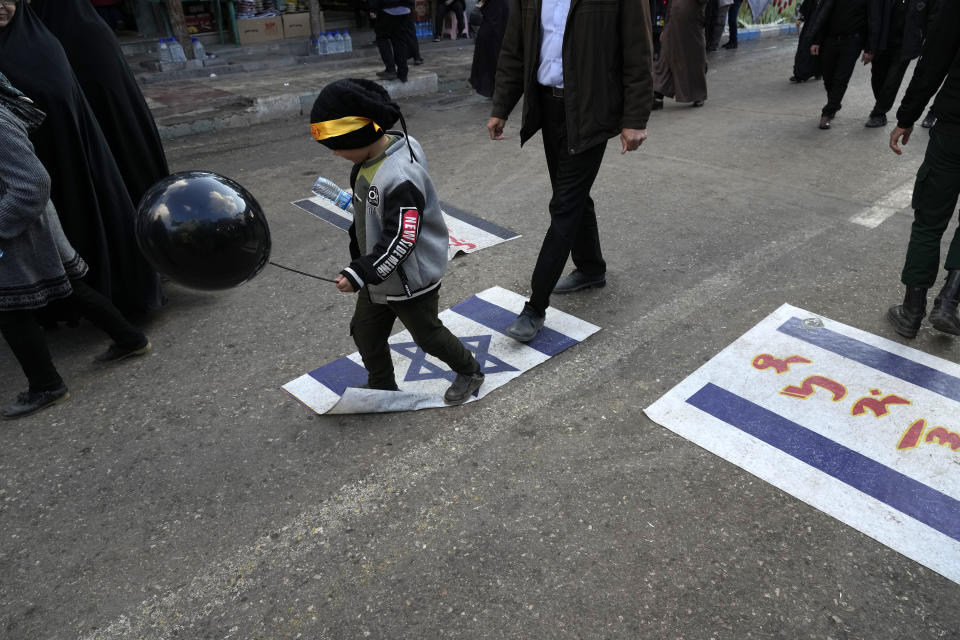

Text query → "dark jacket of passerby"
[869,0,940,61]
[809,0,874,49]
[491,0,654,155]
[0,105,88,311]
[896,0,959,127]
[368,0,413,9]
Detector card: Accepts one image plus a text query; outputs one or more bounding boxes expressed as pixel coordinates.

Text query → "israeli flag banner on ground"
[283,286,599,415]
[645,304,960,585]
[291,197,520,261]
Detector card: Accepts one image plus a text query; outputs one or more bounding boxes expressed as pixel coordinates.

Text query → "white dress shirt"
[537,0,570,88]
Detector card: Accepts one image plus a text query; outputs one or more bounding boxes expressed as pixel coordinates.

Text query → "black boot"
[929,270,960,335]
[887,285,927,338]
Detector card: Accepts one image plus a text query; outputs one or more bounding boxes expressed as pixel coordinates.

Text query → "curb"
[157,73,438,140]
[739,23,799,41]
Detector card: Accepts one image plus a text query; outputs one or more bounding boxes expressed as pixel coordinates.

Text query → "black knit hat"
[310,78,402,150]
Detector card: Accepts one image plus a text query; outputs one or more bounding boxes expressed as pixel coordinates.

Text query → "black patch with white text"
[367,185,381,207]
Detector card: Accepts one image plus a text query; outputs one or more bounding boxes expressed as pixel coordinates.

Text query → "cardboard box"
[282,12,311,39]
[237,15,284,45]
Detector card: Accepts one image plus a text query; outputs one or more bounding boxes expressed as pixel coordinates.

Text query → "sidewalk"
[141,23,798,141]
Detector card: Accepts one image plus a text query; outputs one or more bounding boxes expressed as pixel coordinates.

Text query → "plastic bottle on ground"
[332,31,344,54]
[169,38,188,62]
[312,176,353,210]
[317,32,328,55]
[157,38,172,63]
[343,30,352,52]
[191,37,206,61]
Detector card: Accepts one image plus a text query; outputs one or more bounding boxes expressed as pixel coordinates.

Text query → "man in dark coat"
[370,0,414,82]
[863,0,941,128]
[808,0,875,129]
[887,0,960,339]
[486,0,653,342]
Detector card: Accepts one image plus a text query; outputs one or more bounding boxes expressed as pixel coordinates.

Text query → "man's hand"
[620,128,647,154]
[335,274,355,293]
[487,117,506,140]
[890,126,913,155]
[810,44,820,55]
[862,52,874,64]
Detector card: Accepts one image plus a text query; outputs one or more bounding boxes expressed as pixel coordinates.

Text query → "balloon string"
[269,261,337,283]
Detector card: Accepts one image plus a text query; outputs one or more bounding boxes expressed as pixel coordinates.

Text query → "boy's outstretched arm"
[339,180,425,292]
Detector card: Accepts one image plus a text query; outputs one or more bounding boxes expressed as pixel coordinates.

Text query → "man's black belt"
[540,84,564,99]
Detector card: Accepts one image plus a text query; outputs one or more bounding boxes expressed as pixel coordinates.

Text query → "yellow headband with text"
[311,116,382,141]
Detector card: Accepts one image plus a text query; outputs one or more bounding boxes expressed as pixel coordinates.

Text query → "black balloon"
[136,171,271,290]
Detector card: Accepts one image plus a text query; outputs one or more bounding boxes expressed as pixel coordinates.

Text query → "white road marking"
[849,181,915,228]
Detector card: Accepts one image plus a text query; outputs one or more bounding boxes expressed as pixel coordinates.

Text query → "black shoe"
[413,57,424,65]
[929,271,960,335]
[376,70,397,79]
[357,382,399,391]
[652,98,664,111]
[457,33,469,39]
[721,41,737,49]
[692,100,705,107]
[706,45,718,52]
[789,75,803,83]
[921,110,937,129]
[506,305,545,343]
[95,340,151,363]
[2,385,70,419]
[554,270,606,294]
[865,114,887,128]
[887,285,928,338]
[819,115,832,130]
[443,371,484,405]
[432,36,441,42]
[397,75,408,83]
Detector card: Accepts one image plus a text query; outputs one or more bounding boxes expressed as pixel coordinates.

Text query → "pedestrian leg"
[0,310,65,392]
[68,278,148,351]
[901,126,960,287]
[350,289,400,390]
[821,37,860,117]
[392,288,479,376]
[374,13,397,74]
[528,93,608,316]
[870,50,911,118]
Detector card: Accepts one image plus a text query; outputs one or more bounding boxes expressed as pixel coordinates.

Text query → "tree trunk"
[164,0,194,59]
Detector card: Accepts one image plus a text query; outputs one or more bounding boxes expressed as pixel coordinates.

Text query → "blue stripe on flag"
[778,317,960,403]
[293,199,351,231]
[308,357,368,395]
[451,296,579,356]
[686,382,960,543]
[441,202,519,240]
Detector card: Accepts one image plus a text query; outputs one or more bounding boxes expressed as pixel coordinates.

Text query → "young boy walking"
[310,78,484,405]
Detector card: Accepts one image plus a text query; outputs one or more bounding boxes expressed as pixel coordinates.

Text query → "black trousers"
[350,286,479,390]
[900,124,960,288]
[434,0,465,38]
[0,278,147,392]
[727,0,743,43]
[374,11,409,79]
[404,16,421,61]
[869,48,911,117]
[820,35,862,117]
[528,90,607,316]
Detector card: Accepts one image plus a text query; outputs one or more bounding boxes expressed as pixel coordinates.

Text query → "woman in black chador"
[0,1,162,316]
[469,0,509,98]
[32,0,169,207]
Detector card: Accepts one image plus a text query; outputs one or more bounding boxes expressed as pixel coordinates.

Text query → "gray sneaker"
[554,270,606,294]
[2,385,70,419]
[444,371,485,405]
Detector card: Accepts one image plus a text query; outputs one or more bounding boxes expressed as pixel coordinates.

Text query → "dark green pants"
[350,286,479,390]
[901,123,960,288]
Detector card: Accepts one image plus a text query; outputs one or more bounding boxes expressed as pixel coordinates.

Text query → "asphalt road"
[2,41,958,639]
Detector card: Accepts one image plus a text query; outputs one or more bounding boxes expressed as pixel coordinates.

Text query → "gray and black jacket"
[340,134,448,304]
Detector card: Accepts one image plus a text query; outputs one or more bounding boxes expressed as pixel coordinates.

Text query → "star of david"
[391,334,518,383]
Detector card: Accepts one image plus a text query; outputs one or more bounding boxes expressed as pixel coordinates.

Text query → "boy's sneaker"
[95,340,151,363]
[444,371,484,405]
[2,385,70,419]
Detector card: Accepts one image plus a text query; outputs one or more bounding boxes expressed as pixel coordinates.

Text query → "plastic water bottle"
[343,30,352,52]
[312,176,352,210]
[169,38,188,62]
[157,38,172,63]
[317,32,328,55]
[191,37,206,61]
[332,31,344,54]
